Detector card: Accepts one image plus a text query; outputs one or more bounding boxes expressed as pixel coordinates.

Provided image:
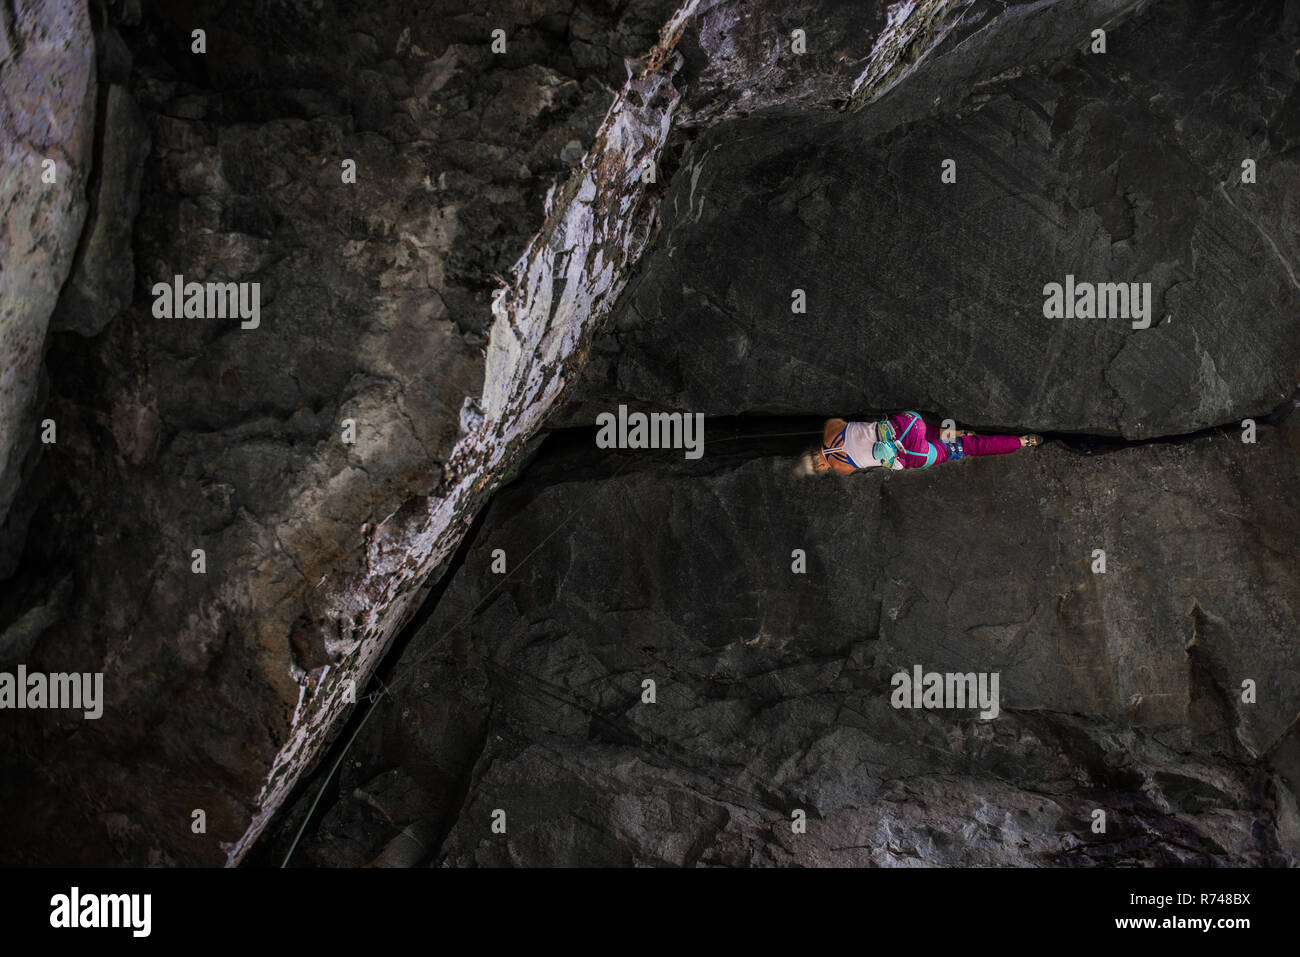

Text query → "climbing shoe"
[1022,434,1044,447]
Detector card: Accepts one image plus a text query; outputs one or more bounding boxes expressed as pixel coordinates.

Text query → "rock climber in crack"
[796,410,1043,476]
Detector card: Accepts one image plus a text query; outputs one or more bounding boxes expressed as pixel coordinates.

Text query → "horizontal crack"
[516,396,1299,486]
[248,386,1300,864]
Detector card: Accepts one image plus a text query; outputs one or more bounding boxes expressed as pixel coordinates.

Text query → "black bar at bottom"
[0,866,1288,945]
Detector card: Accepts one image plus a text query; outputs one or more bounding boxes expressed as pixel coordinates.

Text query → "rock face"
[272,419,1300,866]
[2,0,1298,870]
[0,0,96,550]
[0,0,1025,866]
[561,0,1300,438]
[50,82,150,339]
[0,0,682,865]
[262,0,1300,867]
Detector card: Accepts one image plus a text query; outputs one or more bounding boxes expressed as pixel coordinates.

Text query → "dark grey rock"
[561,0,1300,438]
[282,420,1300,866]
[4,0,1297,871]
[50,84,151,337]
[0,0,684,866]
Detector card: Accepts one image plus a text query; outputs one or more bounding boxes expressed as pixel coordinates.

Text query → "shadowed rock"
[562,0,1300,438]
[3,0,1297,870]
[275,420,1300,866]
[0,0,680,866]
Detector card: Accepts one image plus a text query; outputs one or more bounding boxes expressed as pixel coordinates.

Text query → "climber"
[796,410,1043,476]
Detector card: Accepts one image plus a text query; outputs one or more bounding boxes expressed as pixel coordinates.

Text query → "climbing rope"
[279,426,837,864]
[280,423,843,865]
[282,456,636,865]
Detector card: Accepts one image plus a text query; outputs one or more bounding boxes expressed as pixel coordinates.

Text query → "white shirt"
[839,421,904,470]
